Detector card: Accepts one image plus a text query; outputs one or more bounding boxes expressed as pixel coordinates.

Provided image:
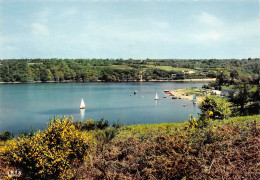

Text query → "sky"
[0,0,259,59]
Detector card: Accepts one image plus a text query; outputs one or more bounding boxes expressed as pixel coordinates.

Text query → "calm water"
[0,82,206,133]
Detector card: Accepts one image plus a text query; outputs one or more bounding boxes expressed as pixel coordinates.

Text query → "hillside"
[0,115,259,179]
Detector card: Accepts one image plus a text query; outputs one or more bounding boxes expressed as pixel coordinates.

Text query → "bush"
[200,95,231,120]
[2,117,95,179]
[186,114,212,130]
[95,118,109,130]
[73,119,96,131]
[0,131,12,141]
[95,127,117,143]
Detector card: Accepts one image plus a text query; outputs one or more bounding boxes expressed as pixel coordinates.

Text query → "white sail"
[155,93,159,100]
[80,98,86,109]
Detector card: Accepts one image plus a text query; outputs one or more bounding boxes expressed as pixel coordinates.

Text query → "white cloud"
[31,23,49,36]
[196,12,224,27]
[196,31,223,41]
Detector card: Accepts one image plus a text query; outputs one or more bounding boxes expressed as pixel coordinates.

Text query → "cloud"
[31,23,49,36]
[196,31,223,41]
[196,12,224,27]
[190,12,259,47]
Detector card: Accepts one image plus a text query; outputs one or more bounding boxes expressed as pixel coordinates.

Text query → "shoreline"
[170,89,204,103]
[168,78,216,82]
[0,78,216,84]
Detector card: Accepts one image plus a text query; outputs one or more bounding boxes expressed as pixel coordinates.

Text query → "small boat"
[183,104,186,106]
[172,96,177,99]
[193,93,196,100]
[155,93,159,100]
[164,90,172,95]
[193,93,197,103]
[80,98,86,109]
[134,91,137,94]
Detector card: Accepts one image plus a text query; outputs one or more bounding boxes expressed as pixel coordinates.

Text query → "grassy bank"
[0,115,259,179]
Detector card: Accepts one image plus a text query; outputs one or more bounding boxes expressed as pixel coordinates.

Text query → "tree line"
[0,58,259,83]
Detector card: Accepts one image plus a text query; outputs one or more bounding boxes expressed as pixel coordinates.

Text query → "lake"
[0,82,207,133]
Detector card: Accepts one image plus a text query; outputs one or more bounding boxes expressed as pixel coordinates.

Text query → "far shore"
[168,78,216,82]
[0,78,216,84]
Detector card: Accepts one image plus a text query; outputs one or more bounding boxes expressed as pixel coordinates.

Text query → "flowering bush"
[200,95,231,120]
[2,117,95,179]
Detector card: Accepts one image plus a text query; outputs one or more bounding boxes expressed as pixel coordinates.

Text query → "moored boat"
[155,93,159,100]
[192,93,196,103]
[80,98,86,109]
[164,90,172,95]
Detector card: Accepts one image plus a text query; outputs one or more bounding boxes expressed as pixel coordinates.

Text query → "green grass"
[117,115,260,140]
[222,85,257,92]
[222,85,234,89]
[249,85,258,92]
[27,63,43,66]
[212,115,260,126]
[145,65,195,72]
[179,87,205,96]
[110,65,133,69]
[118,122,185,140]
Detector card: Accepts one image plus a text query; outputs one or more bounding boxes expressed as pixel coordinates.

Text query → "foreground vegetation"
[0,115,259,179]
[0,58,259,178]
[0,58,259,82]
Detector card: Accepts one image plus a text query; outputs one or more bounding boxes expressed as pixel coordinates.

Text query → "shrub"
[84,119,96,130]
[186,113,212,130]
[200,95,231,120]
[0,131,12,141]
[95,118,109,130]
[95,127,117,143]
[73,119,96,131]
[2,117,95,179]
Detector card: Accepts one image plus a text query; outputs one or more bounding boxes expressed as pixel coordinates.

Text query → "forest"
[0,58,259,82]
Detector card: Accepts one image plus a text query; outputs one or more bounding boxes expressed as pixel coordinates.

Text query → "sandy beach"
[170,78,216,82]
[170,89,204,103]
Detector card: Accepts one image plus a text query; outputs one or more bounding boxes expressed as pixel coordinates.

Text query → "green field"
[110,65,133,69]
[145,65,195,72]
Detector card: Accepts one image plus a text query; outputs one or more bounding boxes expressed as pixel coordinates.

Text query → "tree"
[216,70,230,87]
[200,95,231,120]
[230,69,239,84]
[230,82,251,115]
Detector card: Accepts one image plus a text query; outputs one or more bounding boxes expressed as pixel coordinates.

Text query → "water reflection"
[192,101,197,110]
[80,109,85,121]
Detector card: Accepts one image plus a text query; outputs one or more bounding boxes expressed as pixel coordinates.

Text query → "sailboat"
[192,93,196,104]
[155,93,159,100]
[80,98,86,109]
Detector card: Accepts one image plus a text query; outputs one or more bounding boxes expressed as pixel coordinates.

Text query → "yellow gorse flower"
[209,111,213,116]
[2,116,95,179]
